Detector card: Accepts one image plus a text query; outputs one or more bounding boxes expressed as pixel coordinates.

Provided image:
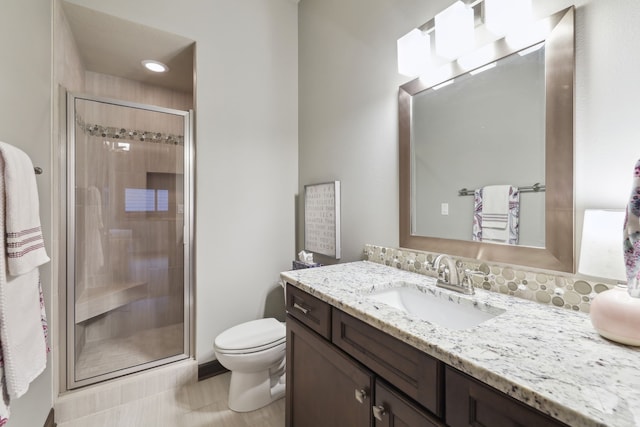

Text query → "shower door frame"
[65,92,194,389]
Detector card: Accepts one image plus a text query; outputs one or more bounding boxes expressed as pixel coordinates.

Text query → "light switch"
[441,203,449,215]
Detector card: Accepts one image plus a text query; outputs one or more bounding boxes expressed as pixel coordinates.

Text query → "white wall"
[64,0,299,363]
[299,0,640,265]
[298,0,452,263]
[0,1,53,426]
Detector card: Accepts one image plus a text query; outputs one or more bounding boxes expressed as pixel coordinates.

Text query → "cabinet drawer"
[374,380,444,427]
[332,308,444,417]
[445,366,567,427]
[286,283,332,339]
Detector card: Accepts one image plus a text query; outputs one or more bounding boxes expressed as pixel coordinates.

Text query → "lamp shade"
[435,1,474,60]
[578,209,626,282]
[397,29,430,77]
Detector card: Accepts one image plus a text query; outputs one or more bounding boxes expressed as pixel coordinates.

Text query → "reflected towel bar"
[458,183,545,197]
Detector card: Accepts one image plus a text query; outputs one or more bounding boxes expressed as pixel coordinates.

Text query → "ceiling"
[62,2,194,93]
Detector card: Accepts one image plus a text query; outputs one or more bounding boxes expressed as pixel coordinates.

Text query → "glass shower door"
[67,94,192,388]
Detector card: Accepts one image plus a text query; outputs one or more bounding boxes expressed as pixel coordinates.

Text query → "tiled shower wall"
[363,244,615,314]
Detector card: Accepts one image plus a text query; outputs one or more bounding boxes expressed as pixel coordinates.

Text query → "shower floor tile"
[75,323,184,381]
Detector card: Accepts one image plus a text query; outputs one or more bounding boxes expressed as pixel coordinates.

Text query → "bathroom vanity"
[282,261,640,427]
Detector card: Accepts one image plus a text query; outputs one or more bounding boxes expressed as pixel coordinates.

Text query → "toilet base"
[228,369,285,412]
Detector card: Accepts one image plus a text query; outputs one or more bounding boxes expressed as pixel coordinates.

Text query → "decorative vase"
[590,283,640,346]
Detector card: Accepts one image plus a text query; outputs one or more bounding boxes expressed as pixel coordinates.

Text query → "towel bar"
[458,183,545,197]
[34,167,42,175]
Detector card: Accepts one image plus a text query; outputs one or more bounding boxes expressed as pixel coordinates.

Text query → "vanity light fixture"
[505,19,552,52]
[484,0,532,37]
[517,41,545,56]
[469,62,496,75]
[141,59,169,73]
[457,43,497,71]
[417,63,454,89]
[434,1,474,61]
[397,28,431,77]
[397,0,546,79]
[432,79,455,90]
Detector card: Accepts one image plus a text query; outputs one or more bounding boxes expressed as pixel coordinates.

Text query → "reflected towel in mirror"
[473,185,520,244]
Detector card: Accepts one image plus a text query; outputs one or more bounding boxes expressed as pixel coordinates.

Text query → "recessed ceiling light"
[141,60,169,73]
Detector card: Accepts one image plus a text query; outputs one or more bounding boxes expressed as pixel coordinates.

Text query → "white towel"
[0,143,50,276]
[0,143,48,400]
[0,270,47,398]
[481,185,511,230]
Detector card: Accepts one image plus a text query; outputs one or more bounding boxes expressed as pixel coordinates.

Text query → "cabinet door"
[332,308,444,416]
[374,380,444,427]
[286,315,373,427]
[445,367,567,427]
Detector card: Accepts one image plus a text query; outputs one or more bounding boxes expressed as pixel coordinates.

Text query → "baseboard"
[44,408,55,427]
[198,360,228,381]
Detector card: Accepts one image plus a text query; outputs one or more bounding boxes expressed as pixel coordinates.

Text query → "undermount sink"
[365,282,506,330]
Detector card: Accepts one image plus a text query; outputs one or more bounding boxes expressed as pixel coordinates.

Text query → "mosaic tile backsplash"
[363,244,614,313]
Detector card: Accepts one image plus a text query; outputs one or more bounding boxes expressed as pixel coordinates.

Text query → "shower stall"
[66,93,192,388]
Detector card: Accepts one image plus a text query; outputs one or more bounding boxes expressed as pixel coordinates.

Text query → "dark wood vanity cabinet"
[332,308,443,417]
[286,284,442,427]
[285,284,332,338]
[285,283,567,427]
[375,380,443,427]
[286,315,373,427]
[445,367,567,427]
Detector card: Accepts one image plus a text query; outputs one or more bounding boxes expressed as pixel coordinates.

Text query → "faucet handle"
[433,259,450,282]
[461,269,484,293]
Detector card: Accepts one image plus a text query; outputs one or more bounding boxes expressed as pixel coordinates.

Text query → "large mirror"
[399,7,575,272]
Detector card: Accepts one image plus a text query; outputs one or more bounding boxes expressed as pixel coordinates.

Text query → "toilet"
[214,317,286,412]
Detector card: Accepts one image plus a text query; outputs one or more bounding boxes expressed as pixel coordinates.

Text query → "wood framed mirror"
[399,7,575,272]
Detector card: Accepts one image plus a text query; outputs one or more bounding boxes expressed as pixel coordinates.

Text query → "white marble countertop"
[281,261,640,427]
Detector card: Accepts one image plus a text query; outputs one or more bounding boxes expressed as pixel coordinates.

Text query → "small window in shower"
[124,188,157,212]
[124,188,170,212]
[124,173,183,217]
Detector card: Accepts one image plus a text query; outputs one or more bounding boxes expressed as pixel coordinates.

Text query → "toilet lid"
[214,318,285,353]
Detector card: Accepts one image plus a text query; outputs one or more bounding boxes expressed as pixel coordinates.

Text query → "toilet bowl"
[214,318,286,412]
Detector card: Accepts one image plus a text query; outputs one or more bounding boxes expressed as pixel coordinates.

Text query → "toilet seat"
[214,318,285,355]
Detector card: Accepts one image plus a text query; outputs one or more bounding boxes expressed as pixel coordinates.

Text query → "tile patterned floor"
[57,372,285,427]
[76,324,184,381]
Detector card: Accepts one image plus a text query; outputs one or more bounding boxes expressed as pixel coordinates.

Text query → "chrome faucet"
[433,254,475,295]
[434,254,459,285]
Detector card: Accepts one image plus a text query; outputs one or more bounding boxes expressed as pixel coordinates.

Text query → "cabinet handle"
[354,388,368,404]
[372,405,387,421]
[293,302,310,315]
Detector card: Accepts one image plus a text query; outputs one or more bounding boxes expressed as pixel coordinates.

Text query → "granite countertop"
[280,261,640,427]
